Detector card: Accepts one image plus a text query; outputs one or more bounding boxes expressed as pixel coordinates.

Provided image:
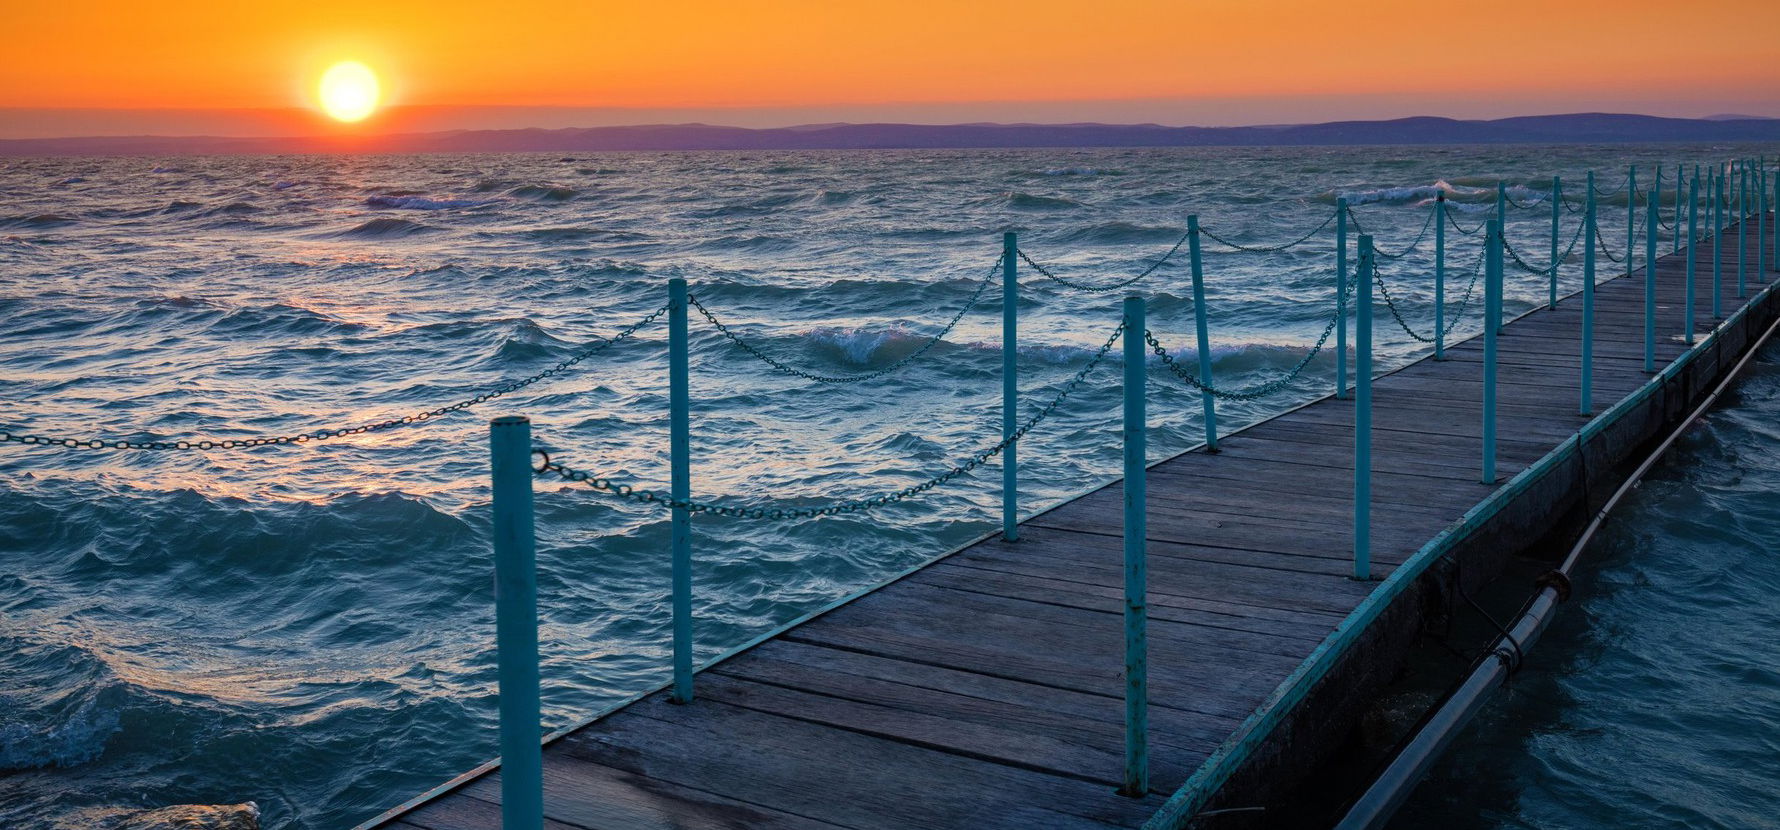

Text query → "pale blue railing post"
[1643,188,1657,373]
[1495,181,1508,334]
[1739,162,1749,296]
[667,278,694,704]
[1685,171,1698,344]
[1626,166,1637,277]
[1335,198,1349,399]
[1186,216,1218,451]
[1581,174,1596,416]
[1674,163,1684,254]
[1120,295,1149,798]
[1549,176,1561,308]
[1353,236,1374,580]
[1002,232,1019,542]
[1483,220,1501,484]
[1714,170,1725,317]
[490,415,544,830]
[1434,192,1447,360]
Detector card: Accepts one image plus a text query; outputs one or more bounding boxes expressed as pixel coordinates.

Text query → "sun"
[318,61,381,122]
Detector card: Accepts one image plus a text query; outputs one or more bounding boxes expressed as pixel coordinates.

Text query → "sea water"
[0,144,1771,828]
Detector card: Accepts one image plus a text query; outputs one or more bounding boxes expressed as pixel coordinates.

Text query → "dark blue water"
[0,145,1771,829]
[1393,340,1780,830]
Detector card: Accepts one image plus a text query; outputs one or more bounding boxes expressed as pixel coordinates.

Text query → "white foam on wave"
[805,326,926,364]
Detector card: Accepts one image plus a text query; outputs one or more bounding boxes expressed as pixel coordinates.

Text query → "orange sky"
[3,1,1778,135]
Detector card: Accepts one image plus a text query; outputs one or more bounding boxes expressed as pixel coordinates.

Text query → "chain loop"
[536,320,1128,518]
[1198,207,1340,254]
[1144,277,1352,401]
[689,258,1000,384]
[0,304,668,452]
[1345,206,1437,260]
[1015,234,1188,293]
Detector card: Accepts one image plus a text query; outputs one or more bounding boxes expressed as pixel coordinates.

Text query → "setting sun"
[318,60,380,122]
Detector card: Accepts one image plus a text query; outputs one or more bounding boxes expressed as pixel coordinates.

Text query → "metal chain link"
[1016,234,1187,293]
[0,304,669,452]
[1144,277,1352,401]
[1501,217,1586,275]
[1594,224,1625,263]
[1591,171,1631,198]
[1503,191,1546,211]
[688,257,1000,384]
[1445,207,1489,237]
[1345,205,1437,260]
[533,320,1128,519]
[1198,206,1340,254]
[1370,245,1485,343]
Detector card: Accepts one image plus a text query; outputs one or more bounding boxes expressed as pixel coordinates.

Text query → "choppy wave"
[336,217,439,237]
[365,195,495,210]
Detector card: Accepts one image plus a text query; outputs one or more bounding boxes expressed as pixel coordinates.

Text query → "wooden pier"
[372,216,1779,830]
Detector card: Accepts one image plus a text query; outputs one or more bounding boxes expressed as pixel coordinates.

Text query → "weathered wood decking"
[378,218,1778,830]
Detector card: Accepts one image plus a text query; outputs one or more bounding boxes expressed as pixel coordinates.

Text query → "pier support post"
[668,278,694,704]
[1675,164,1684,254]
[1495,182,1507,333]
[1002,232,1019,542]
[1120,295,1149,798]
[1354,237,1374,580]
[1686,171,1698,344]
[1627,166,1637,278]
[1435,192,1446,360]
[1715,171,1725,317]
[1739,163,1748,297]
[1644,187,1657,373]
[490,415,544,830]
[1336,198,1349,399]
[1581,175,1596,415]
[1187,216,1218,451]
[1483,220,1501,484]
[1549,176,1561,309]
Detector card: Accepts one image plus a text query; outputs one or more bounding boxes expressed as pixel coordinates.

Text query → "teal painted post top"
[1581,173,1596,416]
[1549,176,1561,309]
[1643,188,1657,373]
[1186,216,1218,452]
[1335,197,1349,400]
[1001,232,1019,542]
[1685,172,1699,344]
[489,415,544,830]
[1434,192,1447,361]
[1482,219,1501,485]
[1714,171,1725,318]
[667,277,694,704]
[1120,294,1149,798]
[1353,236,1374,581]
[1627,166,1637,277]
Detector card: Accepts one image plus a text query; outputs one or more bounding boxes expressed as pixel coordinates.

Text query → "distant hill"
[4,112,1779,156]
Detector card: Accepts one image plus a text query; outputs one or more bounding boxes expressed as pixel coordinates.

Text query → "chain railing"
[1345,205,1437,259]
[1370,246,1486,343]
[1143,277,1352,402]
[0,303,669,451]
[1197,206,1340,254]
[1016,236,1187,293]
[1502,217,1586,275]
[534,319,1126,518]
[1445,207,1489,237]
[688,257,1001,383]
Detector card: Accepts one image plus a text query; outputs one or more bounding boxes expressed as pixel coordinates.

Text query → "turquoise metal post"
[1738,162,1748,296]
[1001,232,1019,542]
[1714,170,1724,317]
[1186,216,1218,451]
[1495,181,1507,334]
[1434,192,1446,360]
[1674,164,1684,254]
[490,415,543,830]
[1353,236,1373,581]
[1685,172,1698,344]
[1482,220,1501,484]
[667,278,694,704]
[1581,175,1596,416]
[1626,166,1636,278]
[1548,176,1561,308]
[1653,168,1662,257]
[1120,295,1149,798]
[1643,188,1657,373]
[1335,198,1349,399]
